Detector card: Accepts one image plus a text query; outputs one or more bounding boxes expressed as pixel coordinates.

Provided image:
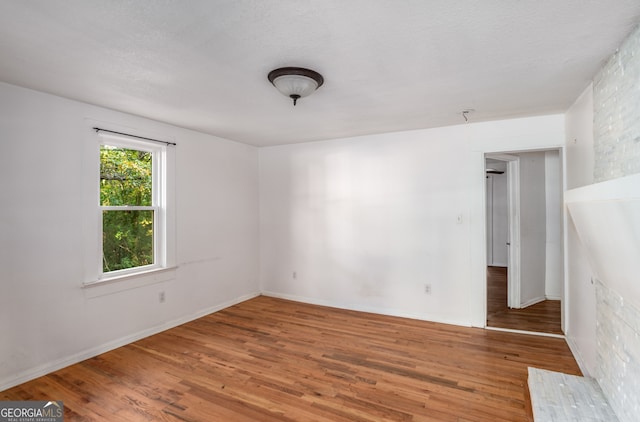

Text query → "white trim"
[81,118,176,283]
[486,175,494,266]
[561,146,569,335]
[98,133,167,278]
[97,131,165,152]
[485,326,565,339]
[100,206,156,211]
[520,296,546,309]
[0,292,260,392]
[99,261,163,279]
[83,265,178,288]
[82,266,176,299]
[506,158,521,308]
[486,153,520,161]
[486,154,521,309]
[564,172,640,202]
[565,335,592,377]
[480,145,567,332]
[261,291,473,328]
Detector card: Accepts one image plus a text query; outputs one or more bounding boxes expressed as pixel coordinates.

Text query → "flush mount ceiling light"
[268,67,324,106]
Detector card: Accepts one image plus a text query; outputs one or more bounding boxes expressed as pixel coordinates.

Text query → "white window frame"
[97,133,168,280]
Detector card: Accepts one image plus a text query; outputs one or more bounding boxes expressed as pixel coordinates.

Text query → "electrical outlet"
[424,284,431,295]
[293,271,297,279]
[159,291,166,303]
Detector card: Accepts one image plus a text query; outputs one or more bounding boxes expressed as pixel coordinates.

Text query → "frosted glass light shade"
[272,74,318,98]
[268,67,324,105]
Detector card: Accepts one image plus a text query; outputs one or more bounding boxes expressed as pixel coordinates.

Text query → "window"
[99,137,166,277]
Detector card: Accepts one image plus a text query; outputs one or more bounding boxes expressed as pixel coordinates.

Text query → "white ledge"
[83,266,178,288]
[565,173,640,309]
[565,173,640,202]
[82,266,178,298]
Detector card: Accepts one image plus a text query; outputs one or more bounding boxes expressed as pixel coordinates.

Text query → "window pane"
[103,210,154,272]
[100,146,152,206]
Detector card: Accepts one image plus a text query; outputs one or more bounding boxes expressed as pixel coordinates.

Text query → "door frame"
[481,147,567,336]
[486,153,521,308]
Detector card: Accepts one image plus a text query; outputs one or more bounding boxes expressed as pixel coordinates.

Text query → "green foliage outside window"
[100,146,154,272]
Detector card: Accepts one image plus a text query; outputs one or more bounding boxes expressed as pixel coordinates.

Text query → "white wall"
[565,175,640,422]
[544,150,563,299]
[564,84,597,376]
[593,25,640,182]
[567,24,640,420]
[0,82,260,389]
[260,115,565,327]
[565,85,594,190]
[518,151,547,306]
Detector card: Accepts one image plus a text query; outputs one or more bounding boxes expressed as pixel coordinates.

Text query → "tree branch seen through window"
[100,146,154,272]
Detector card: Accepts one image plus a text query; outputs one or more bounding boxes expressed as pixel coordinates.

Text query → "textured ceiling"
[0,1,639,146]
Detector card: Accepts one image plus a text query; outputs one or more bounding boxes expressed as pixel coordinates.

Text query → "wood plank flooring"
[486,266,563,335]
[2,296,580,421]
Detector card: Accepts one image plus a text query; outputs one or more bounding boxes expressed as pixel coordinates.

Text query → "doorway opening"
[485,150,563,335]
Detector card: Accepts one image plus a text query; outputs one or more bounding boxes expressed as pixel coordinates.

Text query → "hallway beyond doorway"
[487,266,562,335]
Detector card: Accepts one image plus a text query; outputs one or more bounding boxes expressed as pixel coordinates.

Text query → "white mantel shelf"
[565,173,640,202]
[564,172,640,311]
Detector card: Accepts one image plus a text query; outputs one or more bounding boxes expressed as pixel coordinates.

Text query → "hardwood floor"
[2,296,580,421]
[486,266,563,335]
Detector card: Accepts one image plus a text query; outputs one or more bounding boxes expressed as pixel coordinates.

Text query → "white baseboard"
[261,291,472,328]
[545,295,562,301]
[520,296,546,308]
[565,335,592,377]
[0,291,260,392]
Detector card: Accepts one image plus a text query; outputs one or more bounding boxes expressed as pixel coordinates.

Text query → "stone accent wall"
[593,24,640,182]
[596,280,640,422]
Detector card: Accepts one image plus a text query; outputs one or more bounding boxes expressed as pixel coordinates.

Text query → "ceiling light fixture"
[268,67,324,106]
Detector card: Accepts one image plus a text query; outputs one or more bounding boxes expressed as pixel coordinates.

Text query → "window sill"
[82,266,178,298]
